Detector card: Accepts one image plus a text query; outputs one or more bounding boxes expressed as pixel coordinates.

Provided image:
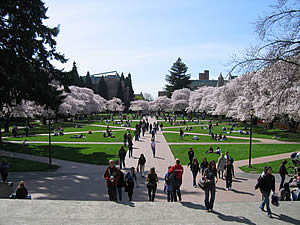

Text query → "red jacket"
[169,164,184,180]
[104,166,120,186]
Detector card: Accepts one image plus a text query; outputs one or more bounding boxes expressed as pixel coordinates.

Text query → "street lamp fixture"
[47,109,52,168]
[248,108,255,168]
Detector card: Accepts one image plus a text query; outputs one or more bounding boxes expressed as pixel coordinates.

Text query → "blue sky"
[45,0,275,97]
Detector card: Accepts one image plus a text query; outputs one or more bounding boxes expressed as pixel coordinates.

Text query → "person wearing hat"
[104,160,120,201]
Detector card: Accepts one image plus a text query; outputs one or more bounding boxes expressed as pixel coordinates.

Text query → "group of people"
[54,127,64,136]
[210,133,227,141]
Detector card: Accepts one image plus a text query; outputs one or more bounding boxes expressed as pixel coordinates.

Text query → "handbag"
[198,177,209,191]
[136,166,139,173]
[271,193,279,207]
[147,182,155,189]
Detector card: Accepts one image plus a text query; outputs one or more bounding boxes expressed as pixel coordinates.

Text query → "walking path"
[0,117,298,203]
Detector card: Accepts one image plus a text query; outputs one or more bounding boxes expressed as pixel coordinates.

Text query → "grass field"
[239,158,295,174]
[5,130,127,143]
[0,156,59,172]
[169,144,300,165]
[164,124,300,141]
[163,132,258,143]
[0,143,126,165]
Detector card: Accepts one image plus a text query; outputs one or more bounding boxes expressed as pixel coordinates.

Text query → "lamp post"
[47,109,52,168]
[248,108,255,168]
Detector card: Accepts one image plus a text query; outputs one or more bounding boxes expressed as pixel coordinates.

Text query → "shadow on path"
[272,213,300,225]
[213,211,256,225]
[231,189,255,196]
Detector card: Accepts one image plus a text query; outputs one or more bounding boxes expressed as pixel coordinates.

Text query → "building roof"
[90,71,120,79]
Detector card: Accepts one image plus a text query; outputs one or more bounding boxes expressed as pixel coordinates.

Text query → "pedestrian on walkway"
[187,147,194,168]
[217,154,226,179]
[123,132,128,147]
[119,146,126,169]
[151,138,156,158]
[169,159,184,202]
[151,128,155,140]
[125,167,137,201]
[200,158,209,175]
[104,160,120,201]
[116,161,125,202]
[224,159,234,190]
[203,160,218,212]
[160,123,164,131]
[134,129,139,141]
[255,166,275,218]
[164,166,173,202]
[224,151,235,177]
[137,154,146,177]
[147,167,158,202]
[191,158,200,187]
[149,124,153,134]
[128,141,133,158]
[278,160,288,190]
[0,158,9,182]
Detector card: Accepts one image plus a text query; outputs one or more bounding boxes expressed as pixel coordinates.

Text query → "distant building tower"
[199,70,209,80]
[217,73,225,87]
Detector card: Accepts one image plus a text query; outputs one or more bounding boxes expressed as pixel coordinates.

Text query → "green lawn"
[0,156,59,172]
[5,130,126,142]
[169,144,300,165]
[163,132,258,143]
[0,143,126,165]
[164,124,300,141]
[239,158,295,174]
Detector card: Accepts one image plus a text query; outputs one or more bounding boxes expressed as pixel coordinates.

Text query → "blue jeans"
[260,190,271,214]
[204,184,216,210]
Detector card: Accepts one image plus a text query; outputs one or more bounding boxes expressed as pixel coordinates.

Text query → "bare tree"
[143,93,154,101]
[231,0,300,73]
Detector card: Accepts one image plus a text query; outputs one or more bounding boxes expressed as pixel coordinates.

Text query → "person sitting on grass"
[70,133,86,139]
[88,130,93,134]
[223,135,227,140]
[206,146,214,154]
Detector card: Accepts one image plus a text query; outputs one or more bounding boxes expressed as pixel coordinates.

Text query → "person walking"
[116,162,125,201]
[165,166,173,202]
[203,160,218,212]
[137,154,146,177]
[278,160,288,190]
[0,158,9,182]
[147,167,158,202]
[224,159,234,190]
[151,139,156,158]
[151,128,155,140]
[128,141,133,158]
[187,147,194,168]
[125,167,137,201]
[200,158,209,175]
[149,124,153,134]
[255,166,275,218]
[123,132,128,147]
[119,146,126,169]
[217,154,226,179]
[224,151,235,177]
[179,128,184,140]
[191,158,200,187]
[104,160,120,201]
[169,159,184,202]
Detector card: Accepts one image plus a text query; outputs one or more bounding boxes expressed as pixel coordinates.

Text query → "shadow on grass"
[0,143,118,165]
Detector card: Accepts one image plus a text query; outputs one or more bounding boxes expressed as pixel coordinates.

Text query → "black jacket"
[256,174,275,192]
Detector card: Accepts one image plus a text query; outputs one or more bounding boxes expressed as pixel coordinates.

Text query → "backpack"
[165,173,172,185]
[168,171,177,184]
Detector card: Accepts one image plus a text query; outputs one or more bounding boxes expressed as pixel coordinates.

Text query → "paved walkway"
[1,199,299,225]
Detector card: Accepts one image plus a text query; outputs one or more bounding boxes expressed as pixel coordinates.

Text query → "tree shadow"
[213,211,256,225]
[272,213,300,225]
[154,156,165,160]
[234,177,248,181]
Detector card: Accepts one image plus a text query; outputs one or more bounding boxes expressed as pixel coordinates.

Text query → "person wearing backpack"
[165,166,173,202]
[255,166,275,218]
[137,154,146,177]
[169,159,184,202]
[224,152,235,177]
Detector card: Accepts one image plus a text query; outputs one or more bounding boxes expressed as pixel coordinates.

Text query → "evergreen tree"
[165,58,191,96]
[126,73,135,101]
[85,71,93,90]
[117,73,125,101]
[71,62,84,87]
[96,76,108,99]
[0,0,69,112]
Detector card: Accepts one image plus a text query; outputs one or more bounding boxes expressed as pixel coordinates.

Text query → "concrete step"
[1,199,299,225]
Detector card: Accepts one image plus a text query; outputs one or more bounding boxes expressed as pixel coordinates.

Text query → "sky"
[44,0,275,98]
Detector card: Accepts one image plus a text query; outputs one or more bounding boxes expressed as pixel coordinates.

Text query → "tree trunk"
[4,117,9,133]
